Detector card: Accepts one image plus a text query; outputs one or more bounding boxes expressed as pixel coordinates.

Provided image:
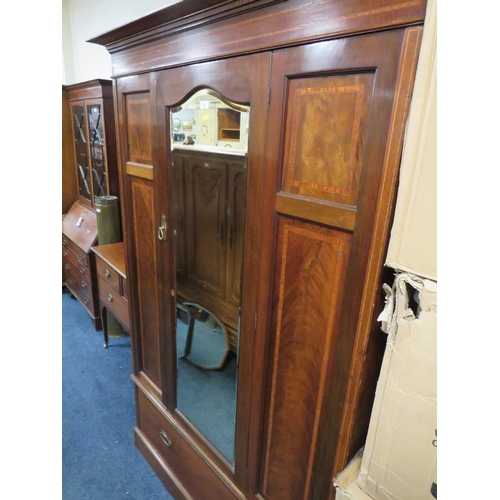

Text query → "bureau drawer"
[62,236,89,267]
[99,279,129,330]
[95,257,121,294]
[63,248,91,283]
[64,261,92,293]
[66,275,96,316]
[136,389,239,500]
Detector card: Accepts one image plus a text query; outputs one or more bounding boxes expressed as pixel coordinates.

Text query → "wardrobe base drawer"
[135,388,241,500]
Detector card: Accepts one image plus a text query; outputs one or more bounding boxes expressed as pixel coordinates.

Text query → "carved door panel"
[256,27,422,500]
[226,162,247,307]
[184,157,228,299]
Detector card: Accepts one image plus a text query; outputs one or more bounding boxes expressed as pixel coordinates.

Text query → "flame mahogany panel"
[261,217,351,500]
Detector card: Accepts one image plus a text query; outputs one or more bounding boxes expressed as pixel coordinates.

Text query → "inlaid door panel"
[282,73,374,208]
[261,217,351,500]
[116,74,161,391]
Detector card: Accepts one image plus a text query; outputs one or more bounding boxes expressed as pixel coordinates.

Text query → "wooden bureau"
[91,242,130,348]
[63,201,101,330]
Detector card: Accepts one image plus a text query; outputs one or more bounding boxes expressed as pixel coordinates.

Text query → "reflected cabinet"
[90,1,428,499]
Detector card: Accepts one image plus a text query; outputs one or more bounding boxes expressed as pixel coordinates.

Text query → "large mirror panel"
[170,89,249,465]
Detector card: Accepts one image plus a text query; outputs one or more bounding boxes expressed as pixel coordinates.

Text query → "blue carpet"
[62,289,173,500]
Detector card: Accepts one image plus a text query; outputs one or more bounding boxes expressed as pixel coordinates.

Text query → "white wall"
[62,0,181,84]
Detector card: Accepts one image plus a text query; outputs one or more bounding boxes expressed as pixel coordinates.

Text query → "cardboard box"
[334,450,375,500]
[356,273,437,500]
[385,0,436,281]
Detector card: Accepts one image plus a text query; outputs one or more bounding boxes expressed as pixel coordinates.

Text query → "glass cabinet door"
[87,103,108,198]
[71,103,91,203]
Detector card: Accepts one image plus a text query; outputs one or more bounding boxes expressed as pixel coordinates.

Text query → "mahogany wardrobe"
[90,1,428,499]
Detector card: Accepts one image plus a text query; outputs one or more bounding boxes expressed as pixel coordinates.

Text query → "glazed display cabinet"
[65,79,119,208]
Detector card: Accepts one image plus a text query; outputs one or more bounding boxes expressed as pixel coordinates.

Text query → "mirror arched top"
[170,87,250,155]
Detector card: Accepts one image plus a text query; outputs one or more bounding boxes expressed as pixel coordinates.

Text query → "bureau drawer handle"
[77,254,84,261]
[79,267,85,274]
[62,239,68,246]
[107,293,113,302]
[81,281,87,288]
[65,264,70,270]
[63,251,67,257]
[159,430,172,448]
[83,298,89,305]
[104,269,111,278]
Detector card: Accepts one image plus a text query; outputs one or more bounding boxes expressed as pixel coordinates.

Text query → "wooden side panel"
[262,218,351,500]
[62,86,78,214]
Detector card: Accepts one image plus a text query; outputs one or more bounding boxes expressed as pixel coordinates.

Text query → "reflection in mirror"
[171,89,249,154]
[171,88,249,466]
[175,303,238,463]
[178,303,230,370]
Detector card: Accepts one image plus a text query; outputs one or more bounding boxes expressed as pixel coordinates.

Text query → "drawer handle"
[83,298,89,305]
[77,254,84,261]
[104,269,111,278]
[159,430,172,448]
[79,267,85,274]
[63,251,67,257]
[65,264,70,270]
[107,293,113,302]
[81,282,87,288]
[62,239,67,246]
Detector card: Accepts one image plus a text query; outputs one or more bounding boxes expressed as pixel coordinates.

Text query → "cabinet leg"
[101,303,109,349]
